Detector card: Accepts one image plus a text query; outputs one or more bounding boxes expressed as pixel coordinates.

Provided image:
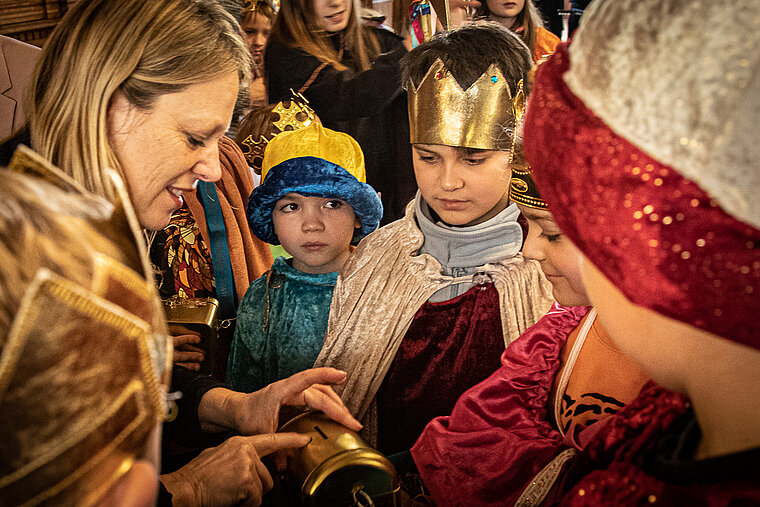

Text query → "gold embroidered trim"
[1,270,164,419]
[0,381,149,506]
[514,448,577,507]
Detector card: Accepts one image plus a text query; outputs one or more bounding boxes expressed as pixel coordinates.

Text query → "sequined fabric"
[552,383,760,505]
[563,0,760,230]
[524,43,760,349]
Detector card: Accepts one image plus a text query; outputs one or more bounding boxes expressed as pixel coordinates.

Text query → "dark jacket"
[266,28,416,224]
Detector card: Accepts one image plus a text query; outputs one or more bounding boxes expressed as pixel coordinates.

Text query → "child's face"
[582,256,760,393]
[579,257,690,391]
[413,144,511,227]
[519,204,589,307]
[485,0,524,22]
[273,193,359,274]
[312,0,351,32]
[241,13,272,64]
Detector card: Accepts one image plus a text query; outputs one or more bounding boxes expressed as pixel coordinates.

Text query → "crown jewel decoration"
[408,58,525,153]
[271,95,316,132]
[243,0,279,13]
[239,92,316,172]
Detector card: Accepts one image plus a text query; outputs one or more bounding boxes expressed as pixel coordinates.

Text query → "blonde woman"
[265,0,415,223]
[2,0,360,504]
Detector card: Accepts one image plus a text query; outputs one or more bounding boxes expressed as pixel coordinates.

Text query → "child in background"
[523,0,760,502]
[315,23,554,453]
[265,0,414,224]
[227,122,382,393]
[240,0,276,109]
[409,163,649,505]
[476,0,559,61]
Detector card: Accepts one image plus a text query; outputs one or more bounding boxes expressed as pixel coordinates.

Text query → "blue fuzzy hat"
[247,123,383,245]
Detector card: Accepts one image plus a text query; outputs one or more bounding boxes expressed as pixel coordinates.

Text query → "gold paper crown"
[408,59,525,153]
[239,93,317,172]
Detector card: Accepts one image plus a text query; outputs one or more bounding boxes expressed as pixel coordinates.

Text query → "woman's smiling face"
[312,0,351,32]
[107,72,239,231]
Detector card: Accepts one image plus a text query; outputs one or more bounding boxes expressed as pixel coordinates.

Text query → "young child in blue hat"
[227,122,382,393]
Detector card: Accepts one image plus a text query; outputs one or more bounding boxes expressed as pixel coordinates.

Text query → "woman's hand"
[197,368,362,435]
[160,433,309,506]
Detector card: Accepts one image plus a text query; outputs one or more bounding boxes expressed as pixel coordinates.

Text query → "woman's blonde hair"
[270,0,380,71]
[27,0,252,200]
[476,0,544,55]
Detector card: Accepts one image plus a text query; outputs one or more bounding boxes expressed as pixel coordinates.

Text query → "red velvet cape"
[411,304,588,506]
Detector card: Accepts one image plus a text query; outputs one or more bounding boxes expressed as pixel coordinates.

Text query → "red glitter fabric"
[524,43,760,350]
[550,382,760,505]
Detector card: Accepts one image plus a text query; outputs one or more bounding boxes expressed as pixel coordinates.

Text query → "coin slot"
[314,425,328,439]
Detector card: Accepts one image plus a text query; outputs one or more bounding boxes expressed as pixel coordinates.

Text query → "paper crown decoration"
[408,58,525,154]
[242,0,278,13]
[509,165,546,209]
[239,94,317,173]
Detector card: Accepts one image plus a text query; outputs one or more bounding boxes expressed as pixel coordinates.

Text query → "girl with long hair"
[241,0,277,109]
[476,0,559,61]
[265,0,415,223]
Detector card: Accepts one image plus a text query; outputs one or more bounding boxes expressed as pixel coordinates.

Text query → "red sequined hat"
[524,5,760,350]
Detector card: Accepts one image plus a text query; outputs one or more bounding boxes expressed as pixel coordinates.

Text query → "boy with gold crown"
[314,23,554,454]
[409,160,650,506]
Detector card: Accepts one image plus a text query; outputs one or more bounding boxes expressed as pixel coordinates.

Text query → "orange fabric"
[551,313,650,437]
[533,26,561,62]
[185,136,273,300]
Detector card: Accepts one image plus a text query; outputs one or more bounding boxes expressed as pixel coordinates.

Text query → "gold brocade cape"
[0,147,172,506]
[314,202,553,444]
